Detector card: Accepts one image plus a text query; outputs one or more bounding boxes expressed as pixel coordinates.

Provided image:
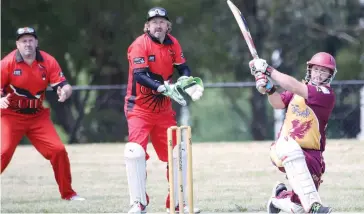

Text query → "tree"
[2,0,362,143]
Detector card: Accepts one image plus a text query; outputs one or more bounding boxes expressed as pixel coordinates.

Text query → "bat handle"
[252,56,275,90]
[266,80,273,90]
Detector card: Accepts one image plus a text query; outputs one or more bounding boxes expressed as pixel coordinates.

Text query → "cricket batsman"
[123,7,203,213]
[249,52,336,213]
[1,27,85,201]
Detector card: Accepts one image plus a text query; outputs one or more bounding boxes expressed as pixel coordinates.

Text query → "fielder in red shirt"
[249,52,336,213]
[1,27,84,201]
[123,7,204,213]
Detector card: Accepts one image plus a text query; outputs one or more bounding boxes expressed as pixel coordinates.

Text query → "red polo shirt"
[1,49,67,114]
[125,33,185,113]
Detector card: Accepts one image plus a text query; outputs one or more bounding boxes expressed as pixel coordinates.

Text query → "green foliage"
[2,0,363,143]
[190,88,255,142]
[336,48,364,80]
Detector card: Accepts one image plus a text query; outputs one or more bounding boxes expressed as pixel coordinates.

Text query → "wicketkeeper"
[123,7,203,213]
[1,27,84,201]
[249,52,336,214]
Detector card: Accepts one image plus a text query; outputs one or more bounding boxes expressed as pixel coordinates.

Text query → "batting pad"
[275,137,321,212]
[124,142,147,206]
[172,142,188,207]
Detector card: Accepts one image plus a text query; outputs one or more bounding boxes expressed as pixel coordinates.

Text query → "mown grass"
[1,140,363,213]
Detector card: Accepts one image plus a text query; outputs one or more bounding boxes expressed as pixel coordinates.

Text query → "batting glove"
[249,58,274,76]
[255,72,276,95]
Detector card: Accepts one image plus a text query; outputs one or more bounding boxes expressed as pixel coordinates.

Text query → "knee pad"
[124,142,147,206]
[125,142,145,159]
[269,142,283,168]
[270,136,304,169]
[275,136,305,164]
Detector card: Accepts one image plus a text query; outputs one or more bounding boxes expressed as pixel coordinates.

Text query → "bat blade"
[227,0,274,91]
[227,0,259,59]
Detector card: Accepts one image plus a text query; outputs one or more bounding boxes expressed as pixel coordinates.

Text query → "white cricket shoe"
[69,195,86,201]
[166,206,201,213]
[128,201,147,214]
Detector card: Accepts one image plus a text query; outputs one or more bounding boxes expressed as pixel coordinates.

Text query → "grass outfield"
[1,140,364,213]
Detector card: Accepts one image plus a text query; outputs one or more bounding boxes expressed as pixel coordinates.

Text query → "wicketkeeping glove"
[160,81,187,106]
[176,76,204,101]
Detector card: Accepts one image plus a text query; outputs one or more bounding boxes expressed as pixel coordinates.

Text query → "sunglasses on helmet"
[148,8,167,17]
[17,27,35,34]
[16,27,37,40]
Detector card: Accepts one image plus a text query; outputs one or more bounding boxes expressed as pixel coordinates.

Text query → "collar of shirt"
[147,32,173,45]
[15,48,44,63]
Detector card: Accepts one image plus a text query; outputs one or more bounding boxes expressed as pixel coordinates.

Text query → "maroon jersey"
[279,84,335,151]
[125,33,185,113]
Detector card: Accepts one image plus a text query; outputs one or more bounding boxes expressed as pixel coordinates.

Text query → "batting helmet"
[307,52,336,70]
[305,52,337,84]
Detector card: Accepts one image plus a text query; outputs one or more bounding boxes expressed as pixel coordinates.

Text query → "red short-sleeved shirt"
[1,49,66,114]
[279,84,335,151]
[125,33,186,113]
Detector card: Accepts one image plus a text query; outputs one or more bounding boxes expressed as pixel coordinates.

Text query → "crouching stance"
[1,27,84,201]
[123,6,203,214]
[269,137,327,213]
[249,52,337,213]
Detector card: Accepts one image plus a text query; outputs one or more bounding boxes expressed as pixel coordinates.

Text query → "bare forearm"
[270,69,308,98]
[267,92,285,109]
[271,70,299,92]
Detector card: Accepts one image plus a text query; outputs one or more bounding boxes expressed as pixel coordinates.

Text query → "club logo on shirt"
[316,86,330,94]
[168,49,175,56]
[133,57,145,64]
[148,55,156,62]
[289,119,312,140]
[59,71,64,77]
[181,52,184,58]
[13,69,22,76]
[291,104,310,118]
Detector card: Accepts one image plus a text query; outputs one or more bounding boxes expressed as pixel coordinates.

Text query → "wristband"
[267,86,276,95]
